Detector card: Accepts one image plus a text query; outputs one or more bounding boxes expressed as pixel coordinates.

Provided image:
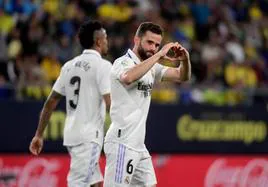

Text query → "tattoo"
[35,91,62,137]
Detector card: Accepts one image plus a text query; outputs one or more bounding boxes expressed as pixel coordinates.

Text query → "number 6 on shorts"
[126,159,134,174]
[104,143,157,186]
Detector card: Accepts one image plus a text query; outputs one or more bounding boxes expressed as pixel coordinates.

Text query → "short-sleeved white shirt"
[104,49,168,151]
[53,49,112,146]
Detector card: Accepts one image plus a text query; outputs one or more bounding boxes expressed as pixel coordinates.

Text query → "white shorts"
[66,142,103,187]
[103,142,157,187]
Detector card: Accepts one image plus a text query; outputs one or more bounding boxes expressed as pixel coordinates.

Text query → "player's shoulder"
[101,58,112,66]
[113,54,133,67]
[61,55,85,73]
[61,58,73,71]
[96,58,112,73]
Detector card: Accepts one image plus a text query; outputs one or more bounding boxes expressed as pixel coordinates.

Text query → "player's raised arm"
[29,91,62,155]
[120,42,179,85]
[161,43,191,83]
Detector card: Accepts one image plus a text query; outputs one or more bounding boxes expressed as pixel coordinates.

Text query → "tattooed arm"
[29,91,62,155]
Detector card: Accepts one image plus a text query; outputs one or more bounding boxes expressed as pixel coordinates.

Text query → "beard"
[137,44,155,61]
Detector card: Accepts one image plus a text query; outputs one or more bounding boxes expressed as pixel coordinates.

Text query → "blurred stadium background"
[1,0,268,186]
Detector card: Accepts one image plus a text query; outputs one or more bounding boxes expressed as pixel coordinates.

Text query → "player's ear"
[134,35,140,45]
[95,38,101,48]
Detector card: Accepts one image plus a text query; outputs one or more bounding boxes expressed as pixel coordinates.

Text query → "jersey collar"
[127,49,141,64]
[82,49,101,58]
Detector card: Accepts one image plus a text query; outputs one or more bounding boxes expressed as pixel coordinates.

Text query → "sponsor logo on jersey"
[137,82,153,97]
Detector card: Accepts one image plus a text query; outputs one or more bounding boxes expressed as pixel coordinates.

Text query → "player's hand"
[29,136,43,156]
[158,42,179,58]
[162,42,190,62]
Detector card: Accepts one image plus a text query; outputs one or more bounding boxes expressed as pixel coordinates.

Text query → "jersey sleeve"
[97,60,112,95]
[52,66,66,96]
[154,63,169,82]
[111,57,135,80]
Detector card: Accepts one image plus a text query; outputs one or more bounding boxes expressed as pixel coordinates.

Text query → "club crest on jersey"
[121,60,129,67]
[137,81,152,97]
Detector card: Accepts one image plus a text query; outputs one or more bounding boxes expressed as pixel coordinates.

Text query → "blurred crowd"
[0,0,268,106]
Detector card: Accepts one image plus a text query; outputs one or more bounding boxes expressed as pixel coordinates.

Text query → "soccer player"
[29,20,112,187]
[103,22,191,186]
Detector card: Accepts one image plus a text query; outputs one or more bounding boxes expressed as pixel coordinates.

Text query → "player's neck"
[90,47,102,56]
[132,47,142,61]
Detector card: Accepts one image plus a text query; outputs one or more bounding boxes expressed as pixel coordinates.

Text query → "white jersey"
[105,49,168,151]
[53,49,112,146]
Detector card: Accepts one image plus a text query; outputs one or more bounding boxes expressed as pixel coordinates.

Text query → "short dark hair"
[78,20,103,49]
[136,22,163,37]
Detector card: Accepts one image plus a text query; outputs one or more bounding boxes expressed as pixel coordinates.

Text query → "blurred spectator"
[17,54,50,100]
[109,34,128,60]
[4,0,35,15]
[201,30,224,83]
[54,34,73,63]
[160,0,180,21]
[7,27,22,60]
[190,0,212,41]
[6,55,22,84]
[190,40,206,82]
[248,1,262,22]
[38,34,56,57]
[40,52,61,84]
[244,40,258,60]
[0,9,15,35]
[0,0,267,105]
[225,33,245,63]
[244,22,262,49]
[97,0,133,22]
[42,0,61,16]
[224,61,258,89]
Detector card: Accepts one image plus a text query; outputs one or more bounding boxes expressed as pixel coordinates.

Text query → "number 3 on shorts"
[126,159,133,174]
